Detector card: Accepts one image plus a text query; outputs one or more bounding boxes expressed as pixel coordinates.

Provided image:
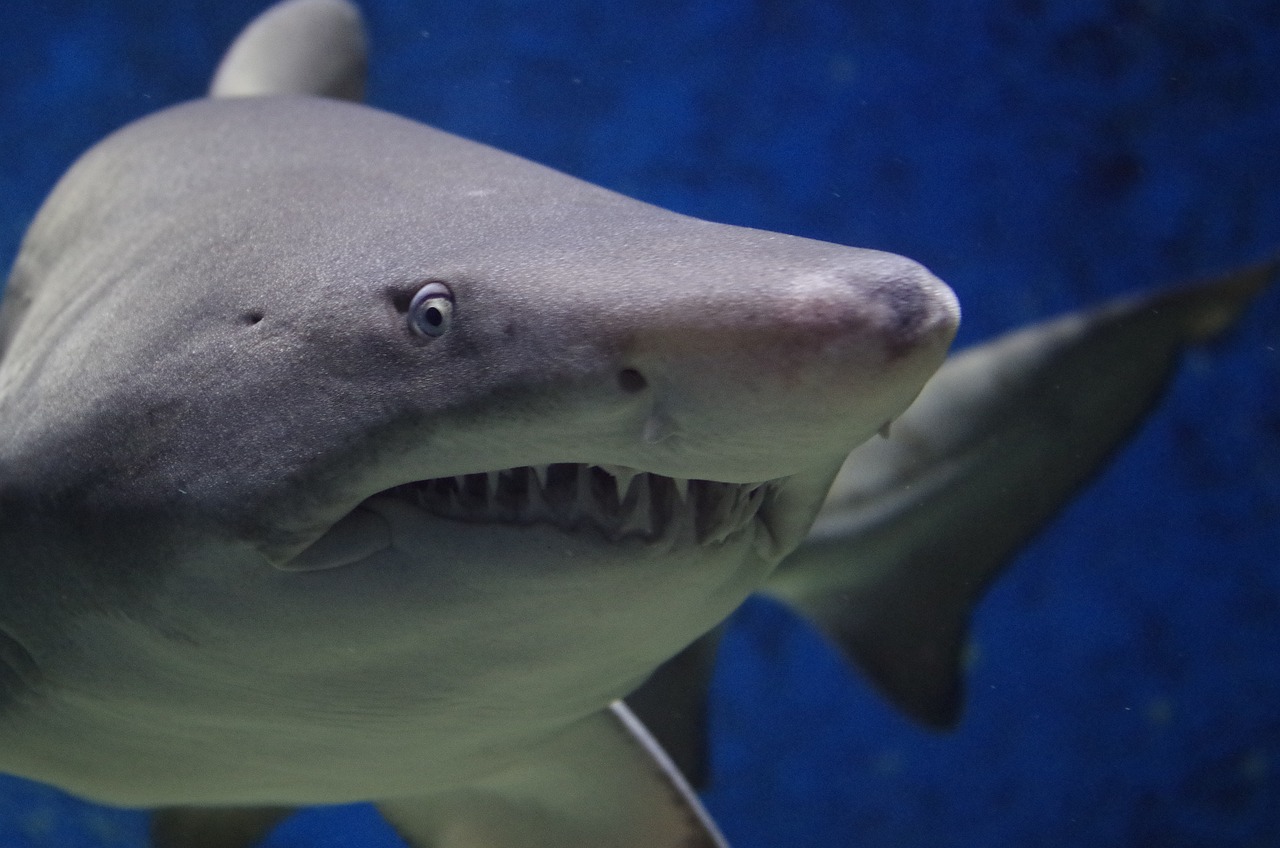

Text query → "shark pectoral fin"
[765,259,1278,728]
[210,0,368,102]
[377,702,729,848]
[624,628,724,789]
[273,507,391,572]
[151,805,294,848]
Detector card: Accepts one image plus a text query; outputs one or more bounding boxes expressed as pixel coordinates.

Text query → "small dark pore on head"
[617,368,648,394]
[387,286,415,314]
[240,310,264,326]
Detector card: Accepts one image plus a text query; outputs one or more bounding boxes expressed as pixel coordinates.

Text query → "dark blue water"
[1,1,1278,846]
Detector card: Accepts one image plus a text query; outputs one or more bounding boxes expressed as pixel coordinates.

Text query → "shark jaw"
[383,463,777,548]
[272,447,809,573]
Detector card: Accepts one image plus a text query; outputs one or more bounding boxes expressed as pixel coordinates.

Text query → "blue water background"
[1,1,1278,845]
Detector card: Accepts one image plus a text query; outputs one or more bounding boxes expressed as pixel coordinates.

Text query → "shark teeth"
[388,464,771,545]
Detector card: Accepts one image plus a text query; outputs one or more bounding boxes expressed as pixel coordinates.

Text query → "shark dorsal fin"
[209,0,368,102]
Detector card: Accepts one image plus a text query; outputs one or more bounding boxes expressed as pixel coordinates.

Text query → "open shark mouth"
[386,464,774,545]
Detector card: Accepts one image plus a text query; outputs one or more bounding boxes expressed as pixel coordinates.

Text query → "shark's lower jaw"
[385,464,774,546]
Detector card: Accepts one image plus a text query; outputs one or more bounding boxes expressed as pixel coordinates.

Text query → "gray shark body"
[0,2,1271,846]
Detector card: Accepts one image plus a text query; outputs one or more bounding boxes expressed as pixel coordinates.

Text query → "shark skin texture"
[0,1,1275,847]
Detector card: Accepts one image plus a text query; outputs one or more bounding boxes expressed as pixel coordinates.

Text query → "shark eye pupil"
[409,282,454,338]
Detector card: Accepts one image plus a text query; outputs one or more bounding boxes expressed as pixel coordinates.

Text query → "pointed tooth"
[705,483,737,544]
[494,467,529,518]
[525,468,553,520]
[671,477,689,504]
[533,464,551,491]
[588,466,623,524]
[619,473,653,537]
[734,483,768,535]
[601,464,639,492]
[690,480,713,544]
[722,485,746,534]
[617,471,639,504]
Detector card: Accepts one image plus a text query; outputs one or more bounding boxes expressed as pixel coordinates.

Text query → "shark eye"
[409,282,454,338]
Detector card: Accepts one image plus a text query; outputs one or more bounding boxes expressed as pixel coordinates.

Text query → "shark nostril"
[616,368,647,394]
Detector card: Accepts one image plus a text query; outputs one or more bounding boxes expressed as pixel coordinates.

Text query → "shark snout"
[612,249,959,482]
[828,254,962,362]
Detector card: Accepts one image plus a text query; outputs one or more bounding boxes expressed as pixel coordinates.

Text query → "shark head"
[0,93,956,803]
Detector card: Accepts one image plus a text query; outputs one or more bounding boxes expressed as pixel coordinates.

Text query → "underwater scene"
[0,0,1277,846]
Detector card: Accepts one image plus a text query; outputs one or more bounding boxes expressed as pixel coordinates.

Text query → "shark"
[0,1,1272,846]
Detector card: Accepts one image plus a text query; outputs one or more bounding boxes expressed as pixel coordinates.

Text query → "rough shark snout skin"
[596,244,960,487]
